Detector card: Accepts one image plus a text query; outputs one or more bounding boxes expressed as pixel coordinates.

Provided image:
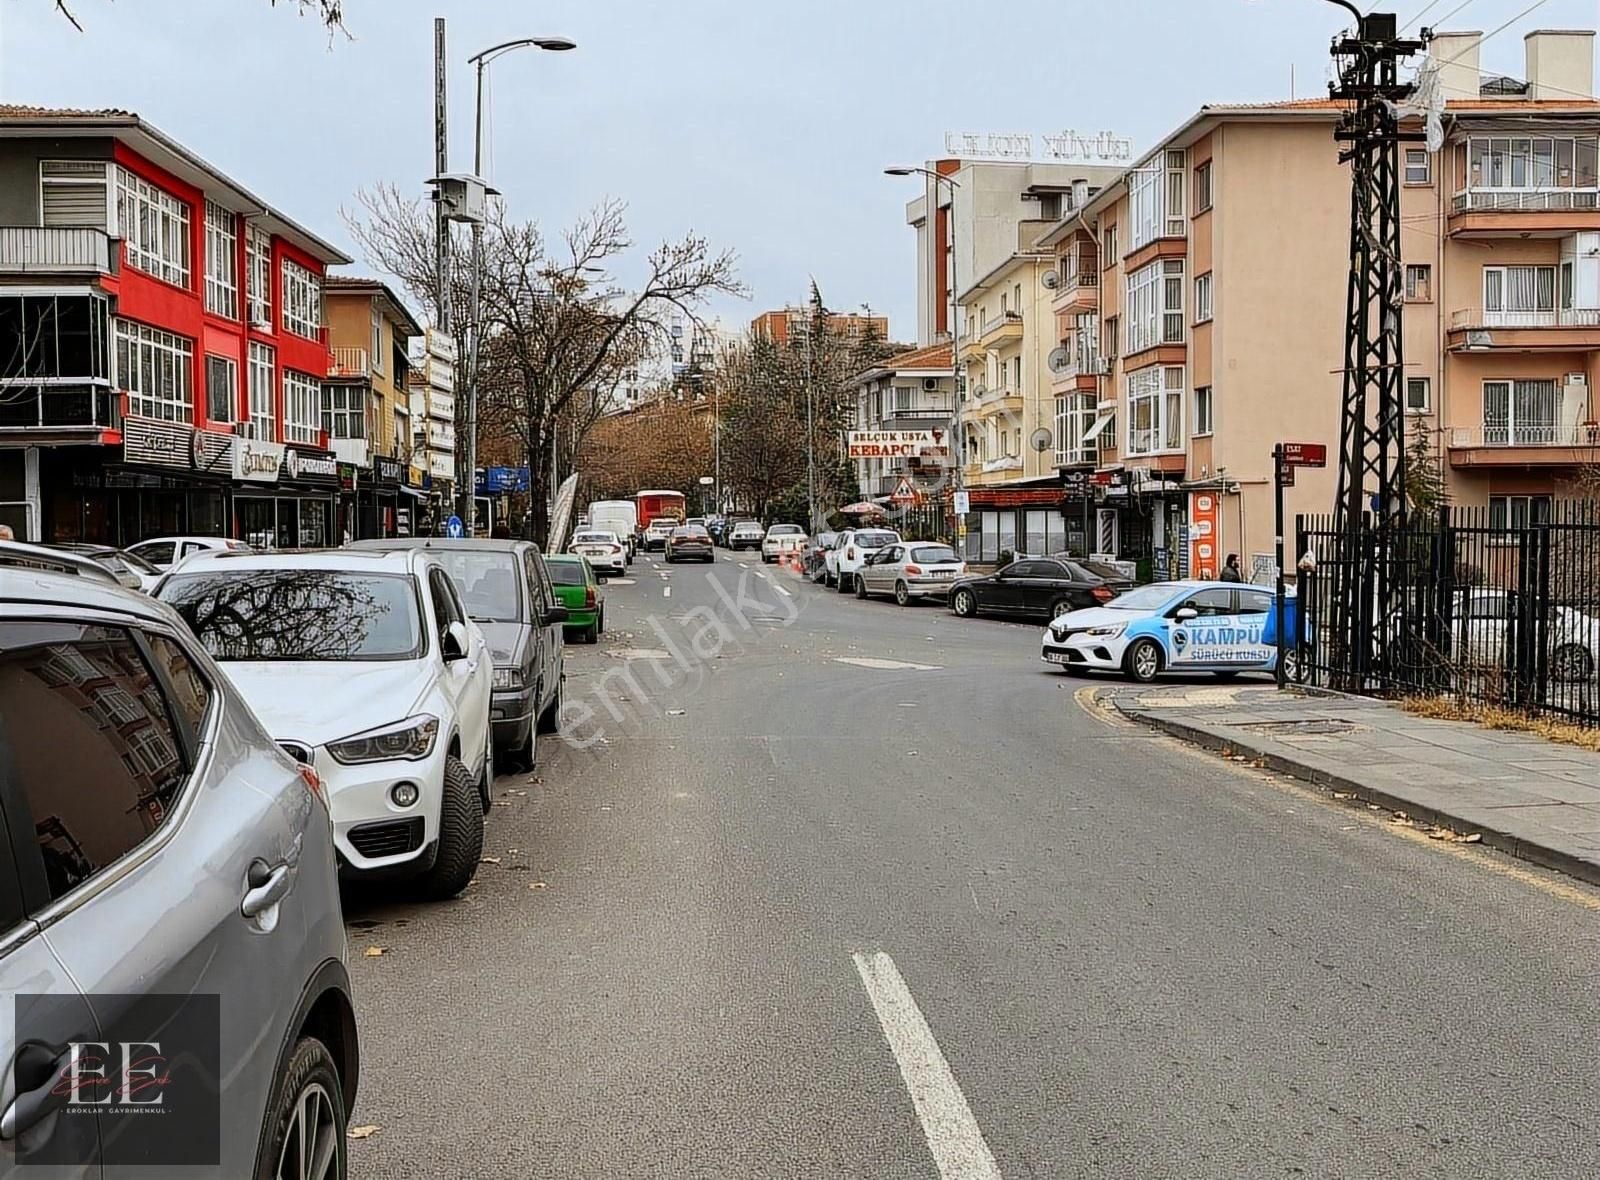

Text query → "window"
[204,355,236,425]
[1462,134,1598,195]
[282,370,322,444]
[1126,259,1184,353]
[1128,149,1186,250]
[1102,223,1118,265]
[999,293,1007,316]
[1488,494,1553,531]
[1055,394,1095,465]
[247,341,275,440]
[1482,379,1558,445]
[0,293,111,383]
[246,223,272,327]
[1193,160,1212,212]
[1403,149,1431,185]
[1194,272,1213,323]
[1194,385,1214,435]
[115,167,190,287]
[1126,364,1185,455]
[1404,264,1432,302]
[371,308,384,374]
[1237,589,1274,615]
[1104,316,1119,361]
[429,567,466,646]
[1013,282,1022,311]
[280,258,322,339]
[0,622,189,902]
[115,319,193,422]
[204,201,238,319]
[164,571,426,661]
[1405,377,1430,413]
[1562,260,1574,310]
[144,633,213,738]
[324,383,366,440]
[1012,356,1022,389]
[1176,587,1235,618]
[40,160,109,228]
[1483,265,1555,321]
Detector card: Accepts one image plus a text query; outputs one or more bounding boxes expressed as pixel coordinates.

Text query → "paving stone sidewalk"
[1107,683,1600,886]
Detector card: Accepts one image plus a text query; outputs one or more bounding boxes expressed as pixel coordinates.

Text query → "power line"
[1399,0,1451,30]
[1433,0,1554,66]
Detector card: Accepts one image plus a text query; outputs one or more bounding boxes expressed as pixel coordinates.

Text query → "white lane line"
[774,585,792,597]
[834,656,942,671]
[852,952,1002,1180]
[663,586,671,598]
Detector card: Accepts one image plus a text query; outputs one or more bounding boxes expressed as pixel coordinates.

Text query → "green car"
[545,554,604,643]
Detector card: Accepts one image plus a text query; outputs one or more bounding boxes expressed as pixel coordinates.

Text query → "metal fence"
[1295,501,1600,726]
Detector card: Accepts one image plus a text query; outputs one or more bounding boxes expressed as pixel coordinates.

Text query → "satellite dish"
[1048,347,1070,373]
[1031,428,1053,453]
[1041,270,1061,290]
[973,384,989,399]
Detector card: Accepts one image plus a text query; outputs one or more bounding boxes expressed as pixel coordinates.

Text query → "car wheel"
[894,581,911,607]
[825,571,836,587]
[256,1036,346,1180]
[415,755,483,899]
[1049,599,1073,620]
[855,574,869,600]
[951,588,977,618]
[1552,643,1594,682]
[479,727,495,811]
[1282,648,1303,683]
[1124,638,1163,684]
[837,572,851,594]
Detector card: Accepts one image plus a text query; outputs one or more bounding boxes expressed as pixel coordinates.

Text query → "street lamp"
[886,165,965,537]
[459,34,576,533]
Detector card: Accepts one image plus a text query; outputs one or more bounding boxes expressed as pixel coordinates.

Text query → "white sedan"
[571,529,628,577]
[159,547,494,899]
[761,523,809,563]
[126,534,250,570]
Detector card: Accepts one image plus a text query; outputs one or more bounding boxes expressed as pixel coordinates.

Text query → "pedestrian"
[0,524,12,541]
[1220,553,1243,582]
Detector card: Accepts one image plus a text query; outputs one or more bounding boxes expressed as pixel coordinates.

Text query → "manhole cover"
[1237,718,1358,735]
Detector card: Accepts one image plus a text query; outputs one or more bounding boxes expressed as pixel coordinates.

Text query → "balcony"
[972,386,1024,418]
[1446,421,1600,467]
[0,383,119,436]
[1450,135,1600,234]
[330,437,369,468]
[1050,267,1099,315]
[1447,306,1600,351]
[977,311,1023,351]
[329,347,370,378]
[0,226,113,275]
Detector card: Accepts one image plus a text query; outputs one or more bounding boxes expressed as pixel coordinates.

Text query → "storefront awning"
[1081,413,1114,445]
[398,485,427,499]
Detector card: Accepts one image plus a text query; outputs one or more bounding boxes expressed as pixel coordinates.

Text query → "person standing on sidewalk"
[1220,554,1243,582]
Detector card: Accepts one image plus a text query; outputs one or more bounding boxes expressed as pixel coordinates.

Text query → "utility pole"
[803,311,817,531]
[1326,5,1425,687]
[432,18,450,336]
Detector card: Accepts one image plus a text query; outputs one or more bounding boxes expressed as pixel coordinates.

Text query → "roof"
[959,250,1050,304]
[852,342,954,387]
[0,565,176,621]
[169,549,421,574]
[0,106,349,265]
[348,538,542,555]
[324,276,426,337]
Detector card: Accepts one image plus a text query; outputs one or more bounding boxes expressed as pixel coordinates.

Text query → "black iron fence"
[1295,501,1600,726]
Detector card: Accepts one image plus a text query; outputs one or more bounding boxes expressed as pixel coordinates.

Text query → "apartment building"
[407,327,457,525]
[849,343,954,499]
[750,306,889,347]
[324,276,424,539]
[0,106,348,547]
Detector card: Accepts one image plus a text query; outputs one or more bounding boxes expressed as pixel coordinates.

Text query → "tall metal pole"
[461,56,486,532]
[433,19,450,336]
[803,313,817,530]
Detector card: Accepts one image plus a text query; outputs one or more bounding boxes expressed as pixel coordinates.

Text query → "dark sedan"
[948,555,1131,621]
[664,524,715,563]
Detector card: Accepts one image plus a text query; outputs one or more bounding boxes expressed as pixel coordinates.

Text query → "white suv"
[159,548,494,898]
[831,527,902,593]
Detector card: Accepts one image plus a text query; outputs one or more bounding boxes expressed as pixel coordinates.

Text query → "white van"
[588,500,638,562]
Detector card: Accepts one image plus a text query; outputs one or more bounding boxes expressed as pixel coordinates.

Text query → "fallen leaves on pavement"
[347,1125,380,1140]
[364,946,386,957]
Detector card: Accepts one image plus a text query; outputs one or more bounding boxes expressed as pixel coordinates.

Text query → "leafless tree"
[53,0,345,32]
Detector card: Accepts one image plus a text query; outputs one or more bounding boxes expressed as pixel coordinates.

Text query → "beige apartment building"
[1042,28,1599,581]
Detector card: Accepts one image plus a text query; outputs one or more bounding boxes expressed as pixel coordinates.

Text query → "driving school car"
[1041,580,1298,683]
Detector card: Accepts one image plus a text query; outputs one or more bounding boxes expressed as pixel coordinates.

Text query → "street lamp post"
[462,35,576,533]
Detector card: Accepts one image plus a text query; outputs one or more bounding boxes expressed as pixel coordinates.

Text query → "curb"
[1113,698,1600,890]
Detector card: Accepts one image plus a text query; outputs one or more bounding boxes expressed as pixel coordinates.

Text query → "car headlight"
[493,666,524,691]
[327,715,439,765]
[1085,624,1126,638]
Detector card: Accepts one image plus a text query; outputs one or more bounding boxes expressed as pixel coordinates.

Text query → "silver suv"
[0,562,358,1178]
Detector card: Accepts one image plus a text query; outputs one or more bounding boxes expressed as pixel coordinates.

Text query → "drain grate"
[1236,718,1359,735]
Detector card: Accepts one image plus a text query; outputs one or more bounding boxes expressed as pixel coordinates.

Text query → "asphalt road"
[344,551,1600,1179]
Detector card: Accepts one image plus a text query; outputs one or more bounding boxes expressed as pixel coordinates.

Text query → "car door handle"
[0,1044,75,1140]
[241,859,291,919]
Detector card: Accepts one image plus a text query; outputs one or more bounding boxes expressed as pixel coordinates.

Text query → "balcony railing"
[330,347,370,377]
[0,383,118,430]
[980,311,1023,337]
[0,226,113,274]
[1452,188,1600,213]
[1455,421,1599,447]
[883,403,951,421]
[1452,307,1600,330]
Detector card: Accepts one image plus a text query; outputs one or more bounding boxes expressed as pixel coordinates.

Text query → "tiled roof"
[882,343,953,370]
[0,104,135,119]
[1207,96,1600,113]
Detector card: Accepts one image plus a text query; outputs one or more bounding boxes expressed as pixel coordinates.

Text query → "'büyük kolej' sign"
[943,129,1135,163]
[847,430,951,460]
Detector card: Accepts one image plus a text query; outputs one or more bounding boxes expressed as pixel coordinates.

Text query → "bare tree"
[345,188,741,544]
[53,0,346,32]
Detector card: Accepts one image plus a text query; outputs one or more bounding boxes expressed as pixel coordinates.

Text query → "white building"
[407,328,457,489]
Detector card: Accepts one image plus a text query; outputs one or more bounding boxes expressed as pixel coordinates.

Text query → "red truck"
[635,489,687,550]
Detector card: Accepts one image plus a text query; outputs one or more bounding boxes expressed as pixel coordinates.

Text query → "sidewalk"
[1107,683,1600,886]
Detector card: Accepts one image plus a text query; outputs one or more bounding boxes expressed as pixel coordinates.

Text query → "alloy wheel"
[1132,642,1160,682]
[276,1081,339,1180]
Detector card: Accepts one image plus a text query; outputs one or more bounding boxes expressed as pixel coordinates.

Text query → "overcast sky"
[2,0,1595,341]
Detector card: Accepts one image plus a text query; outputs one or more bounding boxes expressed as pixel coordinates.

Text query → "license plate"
[932,570,954,579]
[1044,650,1070,664]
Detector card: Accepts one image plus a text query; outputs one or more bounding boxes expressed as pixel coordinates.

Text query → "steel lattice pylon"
[1327,11,1426,688]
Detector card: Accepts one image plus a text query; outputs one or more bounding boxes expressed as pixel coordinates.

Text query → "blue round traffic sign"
[445,515,465,538]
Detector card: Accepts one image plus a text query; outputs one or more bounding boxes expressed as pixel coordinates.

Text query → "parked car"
[948,555,1131,621]
[665,523,715,563]
[642,516,679,552]
[53,542,163,592]
[706,514,729,545]
[159,548,494,898]
[832,528,902,593]
[726,521,765,551]
[545,554,605,643]
[806,531,838,581]
[0,538,124,587]
[856,541,966,605]
[126,534,250,571]
[1041,580,1297,683]
[0,563,359,1177]
[1389,588,1600,683]
[587,500,639,561]
[761,523,809,563]
[350,538,567,771]
[570,529,628,577]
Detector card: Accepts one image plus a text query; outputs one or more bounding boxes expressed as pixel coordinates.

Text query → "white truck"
[587,500,639,563]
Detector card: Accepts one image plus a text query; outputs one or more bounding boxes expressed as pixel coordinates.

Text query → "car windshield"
[855,531,899,547]
[547,560,587,586]
[1104,584,1185,611]
[910,545,958,563]
[160,570,425,661]
[427,551,523,622]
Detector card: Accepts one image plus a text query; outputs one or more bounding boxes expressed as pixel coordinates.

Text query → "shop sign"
[1061,470,1089,495]
[338,462,358,492]
[846,430,950,460]
[374,455,403,486]
[192,429,234,475]
[283,448,339,484]
[121,415,194,470]
[1188,491,1220,580]
[234,438,285,484]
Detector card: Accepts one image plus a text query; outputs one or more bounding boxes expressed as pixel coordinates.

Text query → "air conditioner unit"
[922,377,939,392]
[251,316,272,331]
[1465,329,1493,349]
[1041,269,1061,291]
[1563,372,1587,386]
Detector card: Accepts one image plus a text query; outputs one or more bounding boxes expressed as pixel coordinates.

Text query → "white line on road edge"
[663,586,671,598]
[774,585,792,597]
[852,952,1002,1180]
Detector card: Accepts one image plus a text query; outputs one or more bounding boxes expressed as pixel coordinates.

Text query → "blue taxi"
[1040,580,1298,683]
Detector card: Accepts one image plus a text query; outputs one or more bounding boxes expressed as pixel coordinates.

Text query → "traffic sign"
[952,490,970,515]
[445,515,465,538]
[1279,442,1328,468]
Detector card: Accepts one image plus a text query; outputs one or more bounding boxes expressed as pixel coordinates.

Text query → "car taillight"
[1092,585,1115,602]
[904,564,922,575]
[585,586,597,608]
[297,763,326,805]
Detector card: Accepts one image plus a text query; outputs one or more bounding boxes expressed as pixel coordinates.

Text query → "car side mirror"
[443,620,471,661]
[1173,607,1199,622]
[543,605,569,626]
